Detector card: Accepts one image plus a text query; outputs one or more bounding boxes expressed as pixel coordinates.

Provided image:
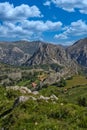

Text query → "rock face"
[0,38,86,70]
[24,43,78,75]
[0,40,75,71]
[0,41,42,65]
[24,44,71,66]
[67,38,87,67]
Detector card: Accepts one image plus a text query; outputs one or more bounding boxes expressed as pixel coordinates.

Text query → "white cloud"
[47,0,87,14]
[0,20,62,40]
[55,34,68,39]
[0,2,63,40]
[0,22,33,39]
[46,21,62,30]
[0,2,44,40]
[43,1,51,6]
[0,2,42,21]
[20,20,62,33]
[54,20,87,40]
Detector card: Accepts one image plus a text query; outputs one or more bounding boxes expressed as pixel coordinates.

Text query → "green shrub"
[6,89,20,99]
[53,78,66,87]
[66,76,73,80]
[77,97,86,107]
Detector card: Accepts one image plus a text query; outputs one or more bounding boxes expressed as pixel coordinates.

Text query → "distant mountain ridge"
[0,38,87,69]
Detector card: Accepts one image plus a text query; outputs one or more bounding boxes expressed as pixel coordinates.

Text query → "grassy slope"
[66,75,87,88]
[0,75,87,129]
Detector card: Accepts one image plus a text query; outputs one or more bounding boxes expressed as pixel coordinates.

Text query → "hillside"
[67,38,87,67]
[0,40,71,67]
[0,41,43,65]
[24,43,70,65]
[0,75,87,130]
[0,40,80,77]
[0,0,87,129]
[0,37,87,129]
[0,38,87,70]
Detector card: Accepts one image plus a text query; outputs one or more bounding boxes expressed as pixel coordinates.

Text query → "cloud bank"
[0,2,62,40]
[44,0,87,14]
[54,20,87,40]
[0,2,42,21]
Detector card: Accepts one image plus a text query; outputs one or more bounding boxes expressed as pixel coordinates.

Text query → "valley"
[0,38,87,130]
[0,0,87,129]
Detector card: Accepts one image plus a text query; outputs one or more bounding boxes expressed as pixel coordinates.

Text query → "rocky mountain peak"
[67,37,87,67]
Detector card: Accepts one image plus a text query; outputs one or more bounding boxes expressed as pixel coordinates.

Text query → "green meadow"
[0,75,87,130]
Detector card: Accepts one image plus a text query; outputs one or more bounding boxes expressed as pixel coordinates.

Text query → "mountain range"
[0,38,87,70]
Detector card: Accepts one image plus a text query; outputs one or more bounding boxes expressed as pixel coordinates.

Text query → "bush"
[77,97,86,107]
[66,76,73,80]
[6,90,19,99]
[53,78,66,87]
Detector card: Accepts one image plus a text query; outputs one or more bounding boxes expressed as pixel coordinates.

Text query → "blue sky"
[0,0,87,45]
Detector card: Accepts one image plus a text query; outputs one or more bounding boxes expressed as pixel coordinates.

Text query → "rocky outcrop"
[24,44,71,66]
[0,41,42,65]
[67,38,87,67]
[6,86,32,94]
[24,43,78,75]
